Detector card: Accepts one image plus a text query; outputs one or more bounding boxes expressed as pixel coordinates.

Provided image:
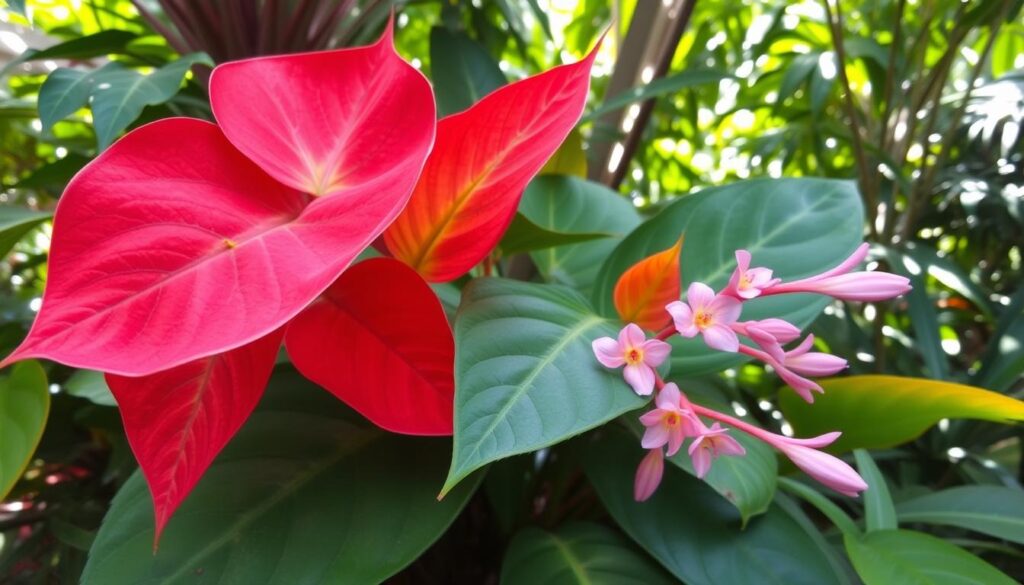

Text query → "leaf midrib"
[451,313,606,481]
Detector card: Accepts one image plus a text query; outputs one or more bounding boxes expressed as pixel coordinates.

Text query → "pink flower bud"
[634,448,665,502]
[774,438,868,497]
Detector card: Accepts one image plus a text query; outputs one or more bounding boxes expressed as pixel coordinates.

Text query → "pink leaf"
[4,32,434,375]
[106,328,284,544]
[285,258,454,435]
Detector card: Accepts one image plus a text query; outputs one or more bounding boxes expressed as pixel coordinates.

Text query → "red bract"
[286,258,454,435]
[384,41,601,282]
[2,24,435,375]
[1,21,600,539]
[105,329,284,545]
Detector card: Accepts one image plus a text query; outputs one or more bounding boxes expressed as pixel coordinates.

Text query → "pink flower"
[734,318,801,360]
[666,283,743,352]
[638,383,698,456]
[634,448,665,502]
[766,244,911,301]
[772,432,868,497]
[688,421,746,478]
[741,335,847,402]
[592,324,671,396]
[725,250,779,299]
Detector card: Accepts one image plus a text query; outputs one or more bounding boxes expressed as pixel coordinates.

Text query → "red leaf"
[286,258,454,435]
[4,33,434,376]
[383,42,600,282]
[107,328,283,544]
[613,237,683,331]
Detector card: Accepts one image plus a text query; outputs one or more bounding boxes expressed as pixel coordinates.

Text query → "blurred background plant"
[0,0,1021,583]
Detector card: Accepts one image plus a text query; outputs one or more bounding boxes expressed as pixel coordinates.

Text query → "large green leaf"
[582,69,732,122]
[625,414,778,523]
[593,178,864,376]
[897,486,1024,545]
[854,450,897,532]
[90,54,210,149]
[38,68,94,131]
[974,287,1024,392]
[0,361,49,499]
[429,26,506,117]
[499,213,611,255]
[844,529,1016,585]
[82,367,479,585]
[0,206,51,258]
[519,175,641,295]
[501,523,675,585]
[442,279,645,495]
[0,30,138,77]
[583,427,848,585]
[882,247,948,380]
[779,375,1024,453]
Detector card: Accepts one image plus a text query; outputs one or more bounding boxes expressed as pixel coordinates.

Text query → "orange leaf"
[383,43,600,282]
[613,237,683,330]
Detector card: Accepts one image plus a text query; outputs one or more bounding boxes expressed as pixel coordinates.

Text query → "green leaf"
[13,153,91,192]
[779,477,859,536]
[583,426,848,585]
[593,177,864,376]
[91,54,210,149]
[1,30,138,77]
[501,523,675,585]
[809,58,835,116]
[881,247,948,379]
[779,375,1024,453]
[897,486,1024,545]
[974,287,1024,392]
[442,279,645,495]
[625,415,777,523]
[0,361,49,500]
[500,213,611,255]
[854,450,897,532]
[0,206,51,258]
[583,69,731,122]
[38,68,92,131]
[429,26,506,117]
[63,369,116,407]
[844,529,1016,585]
[540,129,587,177]
[82,367,479,584]
[777,53,819,105]
[519,175,641,296]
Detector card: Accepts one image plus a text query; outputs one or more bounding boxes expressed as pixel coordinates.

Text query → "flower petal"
[641,338,672,367]
[656,382,682,410]
[624,363,655,396]
[620,323,647,349]
[634,448,664,502]
[686,282,715,309]
[209,23,434,198]
[666,301,696,336]
[592,337,626,368]
[641,423,670,450]
[702,324,740,353]
[709,294,743,324]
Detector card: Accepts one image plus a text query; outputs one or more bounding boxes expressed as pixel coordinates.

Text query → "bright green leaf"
[519,175,640,296]
[844,529,1016,585]
[593,178,864,376]
[854,449,897,532]
[499,213,611,255]
[38,68,92,131]
[1,30,138,77]
[501,523,675,585]
[0,360,49,500]
[540,130,587,177]
[0,206,51,258]
[779,375,1024,453]
[583,426,848,585]
[442,279,645,495]
[897,486,1024,546]
[82,367,479,584]
[429,26,506,117]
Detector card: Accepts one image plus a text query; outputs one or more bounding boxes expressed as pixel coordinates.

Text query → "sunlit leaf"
[0,361,48,500]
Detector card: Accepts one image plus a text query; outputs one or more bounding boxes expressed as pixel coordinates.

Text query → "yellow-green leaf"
[779,375,1024,453]
[0,361,49,499]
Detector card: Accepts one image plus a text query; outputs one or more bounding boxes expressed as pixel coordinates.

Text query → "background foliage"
[0,0,1021,582]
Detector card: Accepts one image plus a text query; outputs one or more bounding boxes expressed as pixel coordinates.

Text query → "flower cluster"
[592,243,910,501]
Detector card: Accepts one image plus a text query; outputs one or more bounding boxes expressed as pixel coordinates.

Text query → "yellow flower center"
[625,347,644,365]
[694,310,714,329]
[665,412,679,427]
[738,273,751,290]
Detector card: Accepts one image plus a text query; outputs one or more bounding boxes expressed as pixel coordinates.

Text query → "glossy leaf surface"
[385,46,598,282]
[501,523,675,585]
[844,529,1016,585]
[0,206,51,258]
[583,427,847,585]
[593,178,864,376]
[83,368,479,584]
[442,279,644,495]
[286,258,454,435]
[613,238,682,331]
[897,486,1024,545]
[106,329,283,541]
[0,361,49,500]
[429,26,505,116]
[779,376,1024,452]
[519,176,640,295]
